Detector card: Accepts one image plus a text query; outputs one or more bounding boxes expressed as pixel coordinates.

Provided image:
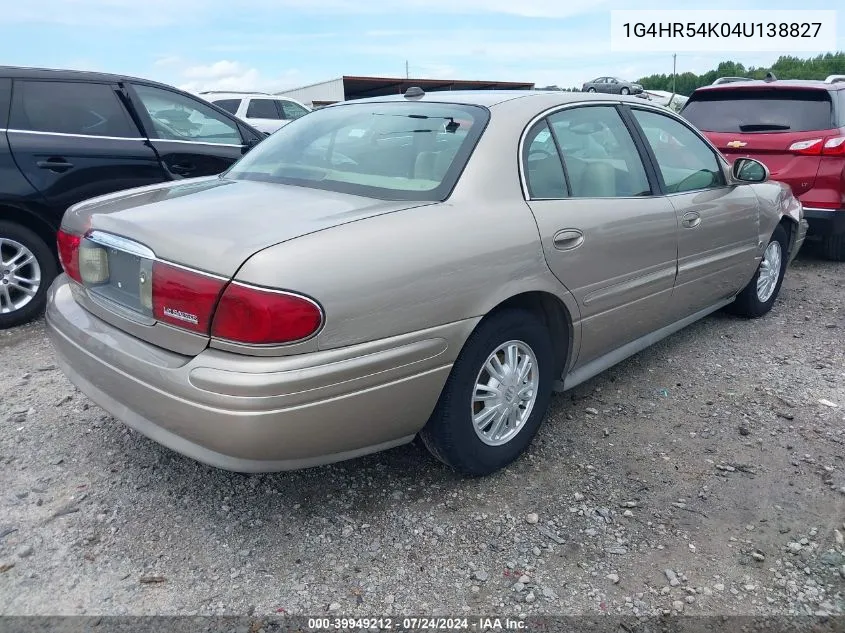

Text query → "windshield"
[682,89,834,133]
[225,101,489,201]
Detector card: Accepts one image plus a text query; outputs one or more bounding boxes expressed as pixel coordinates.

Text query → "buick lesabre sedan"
[46,88,807,476]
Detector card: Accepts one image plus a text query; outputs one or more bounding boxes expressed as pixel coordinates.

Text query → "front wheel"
[587,87,597,93]
[0,222,58,329]
[620,87,630,95]
[420,308,555,476]
[727,224,789,318]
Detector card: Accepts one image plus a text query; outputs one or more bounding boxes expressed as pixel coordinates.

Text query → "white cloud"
[173,60,303,93]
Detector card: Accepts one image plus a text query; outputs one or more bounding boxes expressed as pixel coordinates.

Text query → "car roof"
[332,90,655,109]
[200,92,284,99]
[0,65,182,91]
[694,79,845,94]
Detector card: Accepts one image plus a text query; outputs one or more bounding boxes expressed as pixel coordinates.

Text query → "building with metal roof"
[275,75,534,108]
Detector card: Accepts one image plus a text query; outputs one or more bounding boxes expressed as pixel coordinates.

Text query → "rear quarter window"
[212,99,241,115]
[682,89,834,133]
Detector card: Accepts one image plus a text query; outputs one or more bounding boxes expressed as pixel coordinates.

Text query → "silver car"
[46,89,807,476]
[582,77,644,95]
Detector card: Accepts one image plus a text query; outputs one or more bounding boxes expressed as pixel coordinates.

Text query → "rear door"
[629,106,760,317]
[6,79,167,214]
[681,87,836,197]
[126,83,251,179]
[523,104,679,367]
[244,97,286,134]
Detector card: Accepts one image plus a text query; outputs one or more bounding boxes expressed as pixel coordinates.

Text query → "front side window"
[10,80,137,137]
[246,99,281,119]
[225,101,489,201]
[279,100,309,120]
[632,108,724,193]
[547,106,651,198]
[132,84,242,145]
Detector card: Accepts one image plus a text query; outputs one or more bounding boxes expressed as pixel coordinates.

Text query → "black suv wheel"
[0,222,58,328]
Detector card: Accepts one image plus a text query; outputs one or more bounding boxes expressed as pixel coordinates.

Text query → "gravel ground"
[1,244,843,618]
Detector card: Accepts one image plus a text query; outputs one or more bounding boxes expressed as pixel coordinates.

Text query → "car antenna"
[764,72,777,82]
[404,86,425,99]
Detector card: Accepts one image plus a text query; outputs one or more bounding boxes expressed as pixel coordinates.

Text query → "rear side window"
[547,106,651,198]
[10,80,138,137]
[523,121,568,199]
[246,99,281,119]
[212,99,241,115]
[682,89,834,133]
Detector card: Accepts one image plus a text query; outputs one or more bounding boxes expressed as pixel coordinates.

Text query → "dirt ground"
[1,243,843,618]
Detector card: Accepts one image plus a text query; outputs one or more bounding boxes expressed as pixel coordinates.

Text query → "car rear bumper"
[46,276,467,472]
[802,207,845,237]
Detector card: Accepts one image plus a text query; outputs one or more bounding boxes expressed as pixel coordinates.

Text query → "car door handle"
[36,158,74,172]
[553,229,585,251]
[681,211,701,228]
[170,163,196,175]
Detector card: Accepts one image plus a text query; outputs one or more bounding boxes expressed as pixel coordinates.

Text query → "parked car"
[0,66,265,328]
[712,77,758,85]
[199,91,311,135]
[582,77,643,95]
[46,89,806,476]
[681,78,845,260]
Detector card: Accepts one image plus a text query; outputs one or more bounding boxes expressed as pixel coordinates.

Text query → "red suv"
[681,79,845,261]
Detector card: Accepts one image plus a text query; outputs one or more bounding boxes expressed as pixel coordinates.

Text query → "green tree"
[637,52,845,95]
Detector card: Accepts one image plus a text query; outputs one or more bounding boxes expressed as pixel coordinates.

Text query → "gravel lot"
[1,244,844,618]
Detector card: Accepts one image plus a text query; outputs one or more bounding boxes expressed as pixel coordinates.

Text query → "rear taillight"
[788,135,845,156]
[56,229,82,283]
[788,138,823,155]
[822,135,845,156]
[211,282,323,345]
[151,261,226,334]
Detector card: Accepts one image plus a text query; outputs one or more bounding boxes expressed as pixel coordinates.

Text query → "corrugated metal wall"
[276,78,345,107]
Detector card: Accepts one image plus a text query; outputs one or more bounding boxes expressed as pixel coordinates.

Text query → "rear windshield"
[225,101,489,201]
[681,89,834,133]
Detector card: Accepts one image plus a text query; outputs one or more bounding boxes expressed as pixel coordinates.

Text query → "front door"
[6,79,166,214]
[126,83,249,179]
[523,104,679,368]
[628,107,760,317]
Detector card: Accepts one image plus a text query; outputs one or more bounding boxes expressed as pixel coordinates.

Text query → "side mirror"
[732,157,769,183]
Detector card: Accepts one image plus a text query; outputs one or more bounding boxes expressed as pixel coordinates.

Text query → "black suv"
[0,66,264,328]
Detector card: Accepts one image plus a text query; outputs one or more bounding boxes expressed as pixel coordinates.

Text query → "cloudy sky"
[0,0,841,94]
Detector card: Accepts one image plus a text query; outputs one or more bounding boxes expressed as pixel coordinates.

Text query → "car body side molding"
[556,297,734,392]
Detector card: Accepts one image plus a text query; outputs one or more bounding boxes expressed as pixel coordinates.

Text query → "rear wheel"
[821,234,845,261]
[0,222,57,329]
[727,224,789,318]
[420,308,555,476]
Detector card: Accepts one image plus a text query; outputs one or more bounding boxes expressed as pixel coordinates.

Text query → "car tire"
[821,234,845,261]
[419,308,555,476]
[727,224,789,318]
[621,87,630,95]
[0,222,58,329]
[587,87,597,93]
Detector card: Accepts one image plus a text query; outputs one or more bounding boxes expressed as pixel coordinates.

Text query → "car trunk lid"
[61,177,429,354]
